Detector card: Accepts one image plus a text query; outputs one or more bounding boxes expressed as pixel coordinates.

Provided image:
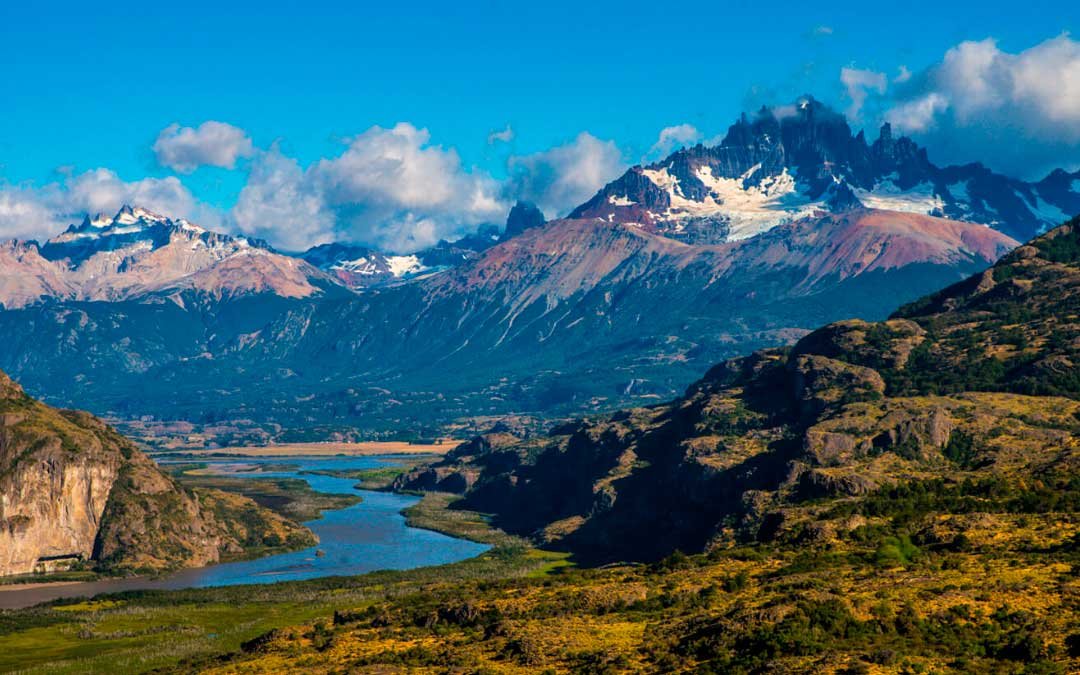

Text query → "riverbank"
[171,440,459,457]
[0,479,566,673]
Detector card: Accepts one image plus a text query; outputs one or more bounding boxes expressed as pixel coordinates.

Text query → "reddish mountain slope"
[0,206,334,308]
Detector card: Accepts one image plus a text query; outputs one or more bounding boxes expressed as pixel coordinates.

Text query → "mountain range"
[395,215,1080,562]
[0,97,1074,442]
[573,97,1078,243]
[195,215,1080,675]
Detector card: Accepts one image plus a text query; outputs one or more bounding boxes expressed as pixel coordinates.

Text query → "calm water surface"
[0,455,488,608]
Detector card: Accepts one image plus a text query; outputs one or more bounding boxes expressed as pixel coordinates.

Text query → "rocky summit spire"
[503,201,546,240]
[569,95,1080,243]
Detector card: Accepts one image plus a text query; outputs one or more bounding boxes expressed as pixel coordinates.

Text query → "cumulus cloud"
[0,169,220,242]
[841,67,887,119]
[487,124,515,144]
[505,132,625,218]
[64,169,212,222]
[153,121,255,173]
[233,123,506,252]
[231,147,335,251]
[882,35,1080,177]
[2,124,629,252]
[0,186,63,242]
[648,124,703,159]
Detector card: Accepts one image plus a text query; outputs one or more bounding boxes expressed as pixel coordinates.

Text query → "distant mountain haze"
[0,98,1072,441]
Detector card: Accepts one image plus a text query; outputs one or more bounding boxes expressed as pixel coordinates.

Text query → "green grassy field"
[0,495,567,674]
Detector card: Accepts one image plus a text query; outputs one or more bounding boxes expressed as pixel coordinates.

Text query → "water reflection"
[0,456,488,608]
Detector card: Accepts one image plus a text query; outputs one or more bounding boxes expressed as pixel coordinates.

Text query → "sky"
[2,0,1078,251]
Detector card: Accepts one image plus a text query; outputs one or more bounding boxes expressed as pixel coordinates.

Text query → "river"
[0,455,489,609]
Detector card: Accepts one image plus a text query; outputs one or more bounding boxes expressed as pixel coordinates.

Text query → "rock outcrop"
[394,218,1080,563]
[0,370,313,577]
[502,201,545,240]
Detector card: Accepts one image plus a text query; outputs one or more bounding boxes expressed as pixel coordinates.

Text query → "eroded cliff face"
[0,445,119,575]
[0,370,314,577]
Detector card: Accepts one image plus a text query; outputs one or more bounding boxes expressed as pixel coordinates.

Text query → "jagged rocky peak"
[41,204,276,267]
[503,201,546,240]
[571,95,1080,243]
[66,204,181,235]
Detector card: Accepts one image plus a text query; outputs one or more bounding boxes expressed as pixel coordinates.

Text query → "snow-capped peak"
[114,204,169,226]
[88,213,112,228]
[570,97,1080,243]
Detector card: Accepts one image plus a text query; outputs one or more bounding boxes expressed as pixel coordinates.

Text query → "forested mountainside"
[0,208,1014,444]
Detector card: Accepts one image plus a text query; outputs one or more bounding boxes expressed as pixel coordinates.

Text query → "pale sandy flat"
[181,440,459,457]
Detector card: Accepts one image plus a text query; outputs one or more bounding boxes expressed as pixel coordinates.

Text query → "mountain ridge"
[394,216,1079,563]
[0,205,340,309]
[0,97,1070,440]
[573,97,1078,243]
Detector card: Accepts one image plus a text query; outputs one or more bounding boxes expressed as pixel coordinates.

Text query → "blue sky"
[2,1,1078,250]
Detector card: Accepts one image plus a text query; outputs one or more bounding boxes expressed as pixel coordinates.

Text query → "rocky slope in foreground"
[397,217,1080,564]
[184,219,1080,675]
[0,370,314,577]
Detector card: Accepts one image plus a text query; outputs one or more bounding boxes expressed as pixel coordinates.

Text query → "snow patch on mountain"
[573,98,1080,243]
[853,176,944,215]
[386,255,426,277]
[639,163,822,240]
[1024,193,1069,225]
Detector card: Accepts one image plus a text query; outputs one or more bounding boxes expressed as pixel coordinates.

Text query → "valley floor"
[0,494,564,673]
[0,489,1076,674]
[170,440,458,457]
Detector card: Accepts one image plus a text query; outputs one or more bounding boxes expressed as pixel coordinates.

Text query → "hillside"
[0,208,1016,444]
[1,210,1075,675]
[108,218,1079,674]
[396,217,1080,564]
[0,370,314,577]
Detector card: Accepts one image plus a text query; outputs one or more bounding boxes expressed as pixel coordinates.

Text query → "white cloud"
[232,147,336,251]
[2,124,630,252]
[648,124,703,159]
[0,186,63,242]
[840,66,887,119]
[0,169,220,242]
[885,92,949,133]
[883,35,1080,177]
[64,169,211,222]
[153,121,255,174]
[487,124,515,144]
[233,123,506,252]
[505,132,625,218]
[894,65,912,83]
